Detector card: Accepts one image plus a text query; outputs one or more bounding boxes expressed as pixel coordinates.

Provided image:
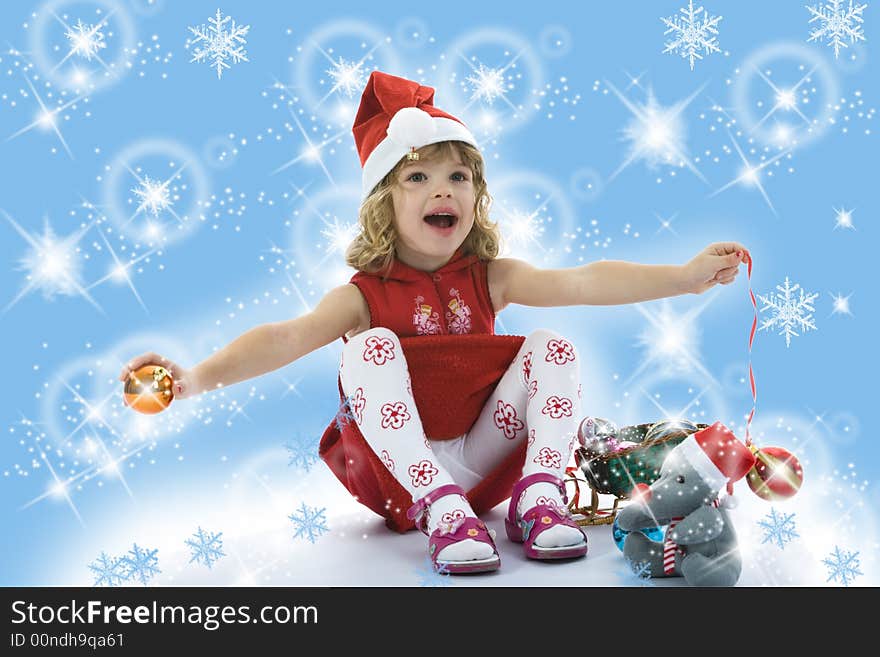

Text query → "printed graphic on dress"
[445,287,472,334]
[412,295,442,335]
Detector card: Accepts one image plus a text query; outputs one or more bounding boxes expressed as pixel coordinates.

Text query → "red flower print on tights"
[380,450,395,472]
[533,446,562,469]
[542,395,573,419]
[545,338,576,365]
[527,380,538,400]
[535,496,566,514]
[408,459,439,487]
[363,335,396,365]
[522,351,533,384]
[351,387,366,425]
[493,400,524,440]
[380,401,411,429]
[437,509,466,535]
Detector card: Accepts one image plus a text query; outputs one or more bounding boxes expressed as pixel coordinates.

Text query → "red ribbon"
[564,465,581,508]
[744,250,757,447]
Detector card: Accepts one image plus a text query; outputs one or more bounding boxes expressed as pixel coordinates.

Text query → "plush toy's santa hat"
[352,71,480,198]
[673,422,756,495]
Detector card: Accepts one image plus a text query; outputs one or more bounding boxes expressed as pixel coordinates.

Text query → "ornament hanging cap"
[352,71,480,198]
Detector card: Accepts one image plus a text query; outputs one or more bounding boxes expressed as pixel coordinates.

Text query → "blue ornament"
[611,516,666,552]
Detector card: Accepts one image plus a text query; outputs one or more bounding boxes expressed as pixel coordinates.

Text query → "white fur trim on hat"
[674,435,728,494]
[361,113,479,198]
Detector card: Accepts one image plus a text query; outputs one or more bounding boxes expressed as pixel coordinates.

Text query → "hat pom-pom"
[387,107,437,150]
[719,493,738,509]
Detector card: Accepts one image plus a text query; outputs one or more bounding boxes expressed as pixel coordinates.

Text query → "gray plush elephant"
[615,421,756,587]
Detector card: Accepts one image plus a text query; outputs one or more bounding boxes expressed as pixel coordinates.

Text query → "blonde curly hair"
[346,140,501,274]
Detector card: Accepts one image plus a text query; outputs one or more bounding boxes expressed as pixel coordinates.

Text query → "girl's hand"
[118,352,199,400]
[681,242,749,294]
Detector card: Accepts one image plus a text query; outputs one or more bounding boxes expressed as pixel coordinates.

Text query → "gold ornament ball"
[746,446,803,501]
[124,365,174,415]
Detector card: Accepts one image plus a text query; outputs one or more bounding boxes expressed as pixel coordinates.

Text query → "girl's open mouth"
[423,213,458,230]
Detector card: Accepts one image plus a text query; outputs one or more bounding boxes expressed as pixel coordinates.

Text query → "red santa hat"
[352,71,480,198]
[672,422,756,495]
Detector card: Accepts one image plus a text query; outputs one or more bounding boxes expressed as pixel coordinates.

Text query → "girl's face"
[390,149,476,271]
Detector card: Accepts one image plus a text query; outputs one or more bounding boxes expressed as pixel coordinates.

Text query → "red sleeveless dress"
[318,251,527,532]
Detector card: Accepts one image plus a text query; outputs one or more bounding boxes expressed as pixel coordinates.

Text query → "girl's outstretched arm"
[118,284,368,398]
[488,242,748,310]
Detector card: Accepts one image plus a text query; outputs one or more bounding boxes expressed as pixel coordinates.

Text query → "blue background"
[1,0,876,586]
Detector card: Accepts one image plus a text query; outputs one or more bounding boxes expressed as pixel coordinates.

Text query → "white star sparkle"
[5,75,87,158]
[627,297,719,387]
[2,210,102,313]
[749,65,816,135]
[654,211,679,236]
[708,131,791,215]
[606,82,708,183]
[271,81,347,182]
[833,206,855,229]
[829,292,853,316]
[84,229,157,312]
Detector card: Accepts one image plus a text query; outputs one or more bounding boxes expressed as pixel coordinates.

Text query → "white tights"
[339,327,582,533]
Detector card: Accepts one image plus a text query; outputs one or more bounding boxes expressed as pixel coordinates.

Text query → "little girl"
[121,71,748,575]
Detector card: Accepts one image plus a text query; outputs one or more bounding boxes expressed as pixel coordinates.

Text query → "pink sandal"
[505,473,588,560]
[407,484,500,574]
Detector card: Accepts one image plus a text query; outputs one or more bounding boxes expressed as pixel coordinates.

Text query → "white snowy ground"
[55,444,879,588]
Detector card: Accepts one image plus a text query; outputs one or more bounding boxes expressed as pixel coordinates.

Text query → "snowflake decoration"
[185,527,226,569]
[285,433,320,472]
[88,552,125,587]
[415,557,453,586]
[624,557,655,586]
[466,64,507,104]
[807,1,868,59]
[289,502,329,544]
[188,9,250,79]
[661,1,723,71]
[757,277,818,348]
[65,19,107,61]
[119,544,161,586]
[326,57,368,98]
[822,545,863,586]
[132,176,173,218]
[758,508,799,550]
[334,396,357,433]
